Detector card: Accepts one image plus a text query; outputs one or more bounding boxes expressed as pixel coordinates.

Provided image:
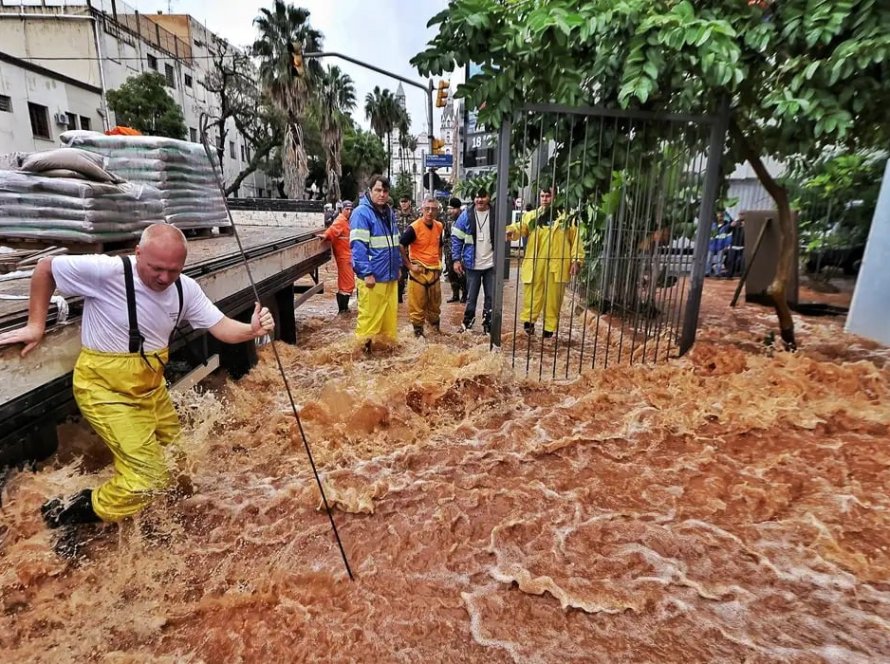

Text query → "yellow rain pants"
[73,347,180,522]
[522,276,567,334]
[355,279,398,343]
[407,266,442,328]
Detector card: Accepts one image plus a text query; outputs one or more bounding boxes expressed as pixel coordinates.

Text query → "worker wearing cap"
[319,200,355,314]
[0,223,275,531]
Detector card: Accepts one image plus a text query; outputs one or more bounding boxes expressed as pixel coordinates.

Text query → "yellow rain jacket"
[74,347,181,522]
[507,207,585,333]
[507,207,585,284]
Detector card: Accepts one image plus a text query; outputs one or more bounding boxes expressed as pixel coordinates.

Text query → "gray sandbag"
[0,226,145,243]
[0,217,155,233]
[18,148,124,184]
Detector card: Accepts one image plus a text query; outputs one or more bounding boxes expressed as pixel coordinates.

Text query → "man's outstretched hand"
[0,323,45,357]
[250,302,275,337]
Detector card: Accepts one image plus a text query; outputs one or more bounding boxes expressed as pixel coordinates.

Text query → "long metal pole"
[490,117,512,348]
[304,51,437,193]
[200,135,354,581]
[730,217,770,307]
[679,97,730,355]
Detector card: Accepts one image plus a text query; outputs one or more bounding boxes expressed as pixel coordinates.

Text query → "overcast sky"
[138,0,453,134]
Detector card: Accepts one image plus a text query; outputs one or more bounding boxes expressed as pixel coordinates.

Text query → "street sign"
[424,154,453,168]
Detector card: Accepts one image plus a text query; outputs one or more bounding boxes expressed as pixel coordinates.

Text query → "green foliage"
[106,72,187,139]
[339,124,388,201]
[390,171,414,204]
[413,0,890,163]
[788,152,886,252]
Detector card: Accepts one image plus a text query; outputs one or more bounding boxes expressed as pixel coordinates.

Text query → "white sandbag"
[18,148,123,184]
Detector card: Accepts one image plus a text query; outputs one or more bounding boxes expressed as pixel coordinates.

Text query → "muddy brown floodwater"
[2,271,890,663]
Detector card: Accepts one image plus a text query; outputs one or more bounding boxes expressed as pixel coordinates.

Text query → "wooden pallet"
[182,225,235,240]
[0,236,138,256]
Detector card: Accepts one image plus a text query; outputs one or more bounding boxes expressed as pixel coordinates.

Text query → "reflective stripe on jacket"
[350,195,402,282]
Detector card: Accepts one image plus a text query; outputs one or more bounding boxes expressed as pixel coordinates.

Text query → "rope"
[198,128,354,581]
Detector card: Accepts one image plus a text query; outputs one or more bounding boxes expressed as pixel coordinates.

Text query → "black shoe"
[543,330,554,339]
[363,339,372,354]
[524,322,535,335]
[482,322,490,335]
[460,296,467,303]
[413,325,424,337]
[446,296,460,303]
[42,489,100,529]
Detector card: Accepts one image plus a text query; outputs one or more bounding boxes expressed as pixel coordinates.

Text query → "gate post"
[679,98,730,355]
[490,117,513,348]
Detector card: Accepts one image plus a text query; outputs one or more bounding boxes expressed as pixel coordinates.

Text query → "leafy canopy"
[412,0,890,160]
[106,72,187,139]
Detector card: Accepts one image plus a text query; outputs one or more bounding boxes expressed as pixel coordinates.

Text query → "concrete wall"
[0,6,271,198]
[231,209,323,229]
[0,60,101,152]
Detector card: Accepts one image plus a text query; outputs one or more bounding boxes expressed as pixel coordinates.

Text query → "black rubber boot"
[447,285,460,303]
[413,325,425,337]
[524,322,535,335]
[336,293,349,314]
[543,330,554,339]
[41,489,101,529]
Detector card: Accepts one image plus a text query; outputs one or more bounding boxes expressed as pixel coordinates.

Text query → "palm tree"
[364,87,402,178]
[316,65,356,201]
[253,1,323,199]
[396,108,410,174]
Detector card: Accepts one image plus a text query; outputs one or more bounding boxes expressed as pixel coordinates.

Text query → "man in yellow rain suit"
[506,185,584,338]
[350,174,403,350]
[400,196,444,337]
[0,224,275,532]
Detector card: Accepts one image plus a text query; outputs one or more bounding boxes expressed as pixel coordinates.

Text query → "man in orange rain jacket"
[319,200,356,314]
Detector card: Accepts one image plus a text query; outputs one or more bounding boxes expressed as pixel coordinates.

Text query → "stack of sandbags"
[60,131,230,231]
[0,169,164,244]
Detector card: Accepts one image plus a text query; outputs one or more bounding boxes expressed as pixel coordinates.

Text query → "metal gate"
[488,102,729,380]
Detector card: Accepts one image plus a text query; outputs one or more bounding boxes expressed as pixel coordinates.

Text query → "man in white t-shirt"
[451,188,498,334]
[0,223,274,534]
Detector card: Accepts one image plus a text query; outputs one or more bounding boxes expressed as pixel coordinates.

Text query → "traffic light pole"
[302,51,436,195]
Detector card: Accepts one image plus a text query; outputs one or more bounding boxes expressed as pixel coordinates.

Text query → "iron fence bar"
[680,98,730,355]
[551,114,575,378]
[525,113,548,376]
[510,112,532,369]
[593,116,623,371]
[577,115,605,374]
[522,103,715,125]
[669,127,710,359]
[617,119,648,365]
[652,120,681,363]
[491,115,513,349]
[538,114,563,380]
[564,116,591,379]
[632,129,661,363]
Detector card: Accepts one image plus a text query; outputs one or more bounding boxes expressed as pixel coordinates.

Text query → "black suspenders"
[120,256,182,356]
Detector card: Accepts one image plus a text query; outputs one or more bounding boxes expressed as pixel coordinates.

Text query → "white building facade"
[0,0,272,197]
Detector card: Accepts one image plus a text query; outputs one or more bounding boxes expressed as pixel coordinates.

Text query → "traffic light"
[431,138,446,155]
[287,41,305,78]
[435,80,449,108]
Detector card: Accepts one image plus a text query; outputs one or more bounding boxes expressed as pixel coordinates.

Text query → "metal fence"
[488,103,728,380]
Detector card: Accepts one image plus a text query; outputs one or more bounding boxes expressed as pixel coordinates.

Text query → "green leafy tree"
[364,86,407,178]
[315,65,356,202]
[413,0,890,348]
[253,1,323,199]
[390,170,415,204]
[340,123,388,201]
[106,72,186,139]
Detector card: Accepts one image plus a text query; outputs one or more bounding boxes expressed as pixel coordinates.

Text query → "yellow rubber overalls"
[507,207,585,333]
[78,256,183,522]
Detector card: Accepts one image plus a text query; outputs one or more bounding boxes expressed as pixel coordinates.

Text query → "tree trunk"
[731,122,797,349]
[283,122,307,200]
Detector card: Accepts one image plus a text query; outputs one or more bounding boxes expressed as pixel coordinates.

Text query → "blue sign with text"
[424,154,453,168]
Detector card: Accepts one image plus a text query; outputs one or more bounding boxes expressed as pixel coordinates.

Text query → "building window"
[184,74,193,88]
[258,188,265,198]
[165,63,175,88]
[245,145,251,162]
[189,127,197,142]
[0,95,11,112]
[229,141,235,159]
[80,116,91,131]
[240,144,245,161]
[28,102,50,139]
[65,112,77,131]
[147,54,158,71]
